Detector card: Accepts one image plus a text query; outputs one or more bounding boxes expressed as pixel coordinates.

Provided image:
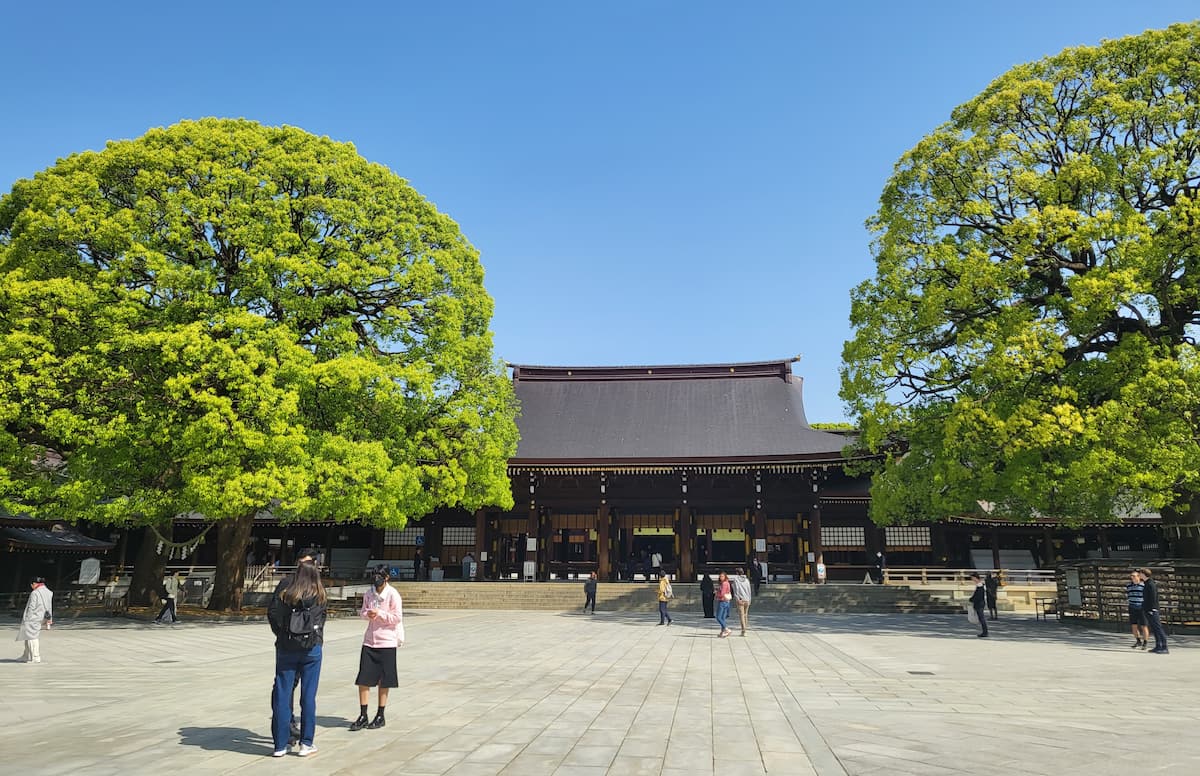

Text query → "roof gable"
[510,360,849,464]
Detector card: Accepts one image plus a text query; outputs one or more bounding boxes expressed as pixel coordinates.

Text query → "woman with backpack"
[267,561,327,757]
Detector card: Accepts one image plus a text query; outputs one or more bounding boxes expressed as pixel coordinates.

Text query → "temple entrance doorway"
[549,513,597,579]
[616,513,674,580]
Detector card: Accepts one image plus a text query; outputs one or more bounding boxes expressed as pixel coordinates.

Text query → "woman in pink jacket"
[350,565,404,731]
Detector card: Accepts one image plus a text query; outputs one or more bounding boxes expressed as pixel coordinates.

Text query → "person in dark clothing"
[984,573,999,621]
[873,551,887,584]
[267,553,327,756]
[700,573,715,618]
[969,573,988,637]
[748,558,763,596]
[413,547,425,581]
[1139,568,1168,654]
[583,571,597,613]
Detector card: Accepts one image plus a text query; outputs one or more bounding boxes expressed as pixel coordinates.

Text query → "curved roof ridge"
[510,358,801,382]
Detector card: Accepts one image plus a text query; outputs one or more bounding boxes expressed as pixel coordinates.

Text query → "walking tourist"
[873,551,887,584]
[1126,570,1148,650]
[155,572,181,624]
[968,573,988,638]
[715,571,732,637]
[267,558,327,756]
[732,567,752,636]
[16,577,53,663]
[985,572,999,621]
[583,571,597,614]
[656,573,673,625]
[651,550,663,580]
[700,573,715,618]
[351,565,403,732]
[1140,568,1168,654]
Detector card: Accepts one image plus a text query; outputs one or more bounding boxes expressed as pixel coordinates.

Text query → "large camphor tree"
[841,23,1200,554]
[0,119,518,608]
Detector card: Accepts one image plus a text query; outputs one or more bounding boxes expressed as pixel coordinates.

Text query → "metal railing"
[883,567,1056,586]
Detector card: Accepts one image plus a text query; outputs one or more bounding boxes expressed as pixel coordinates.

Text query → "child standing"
[351,565,404,731]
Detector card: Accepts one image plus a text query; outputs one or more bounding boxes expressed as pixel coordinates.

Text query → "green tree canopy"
[841,23,1200,549]
[0,119,518,607]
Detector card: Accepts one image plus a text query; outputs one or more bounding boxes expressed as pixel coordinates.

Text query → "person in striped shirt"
[1125,570,1148,650]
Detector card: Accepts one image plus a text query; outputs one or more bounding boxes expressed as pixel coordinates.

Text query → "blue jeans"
[658,601,671,624]
[716,600,730,631]
[272,644,322,750]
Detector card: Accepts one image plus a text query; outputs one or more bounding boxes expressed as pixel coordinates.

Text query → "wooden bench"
[549,561,599,580]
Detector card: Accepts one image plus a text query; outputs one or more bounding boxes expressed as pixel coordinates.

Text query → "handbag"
[966,604,979,625]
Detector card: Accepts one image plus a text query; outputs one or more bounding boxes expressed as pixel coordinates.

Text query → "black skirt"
[354,645,398,688]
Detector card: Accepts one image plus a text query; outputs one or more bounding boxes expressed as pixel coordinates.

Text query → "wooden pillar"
[752,470,766,569]
[623,515,633,567]
[526,499,538,582]
[678,471,689,580]
[536,509,549,581]
[930,523,946,566]
[597,505,611,581]
[797,513,807,580]
[753,508,767,563]
[1099,528,1111,559]
[990,527,1001,571]
[679,506,694,581]
[473,509,486,580]
[809,473,825,583]
[1042,527,1055,567]
[809,504,823,583]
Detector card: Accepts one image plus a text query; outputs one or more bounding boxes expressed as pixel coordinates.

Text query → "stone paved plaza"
[1,608,1197,775]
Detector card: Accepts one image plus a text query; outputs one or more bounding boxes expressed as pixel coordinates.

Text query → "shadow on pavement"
[178,726,273,755]
[179,716,347,755]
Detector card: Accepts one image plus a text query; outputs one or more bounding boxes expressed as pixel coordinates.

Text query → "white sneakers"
[297,744,318,757]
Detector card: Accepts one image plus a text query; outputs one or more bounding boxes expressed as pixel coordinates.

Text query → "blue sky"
[1,2,1196,422]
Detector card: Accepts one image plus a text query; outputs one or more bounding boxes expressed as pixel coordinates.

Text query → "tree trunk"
[1160,499,1200,559]
[208,512,256,611]
[129,524,170,606]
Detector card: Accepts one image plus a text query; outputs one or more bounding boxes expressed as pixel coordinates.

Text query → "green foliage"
[0,118,517,530]
[811,422,856,431]
[841,24,1200,528]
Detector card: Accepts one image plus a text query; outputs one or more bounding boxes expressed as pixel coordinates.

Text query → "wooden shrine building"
[153,358,1165,582]
[445,359,883,582]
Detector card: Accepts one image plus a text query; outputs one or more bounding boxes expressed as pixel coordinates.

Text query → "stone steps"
[391,582,964,614]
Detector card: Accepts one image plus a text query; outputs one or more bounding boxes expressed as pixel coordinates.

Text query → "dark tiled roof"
[1,525,115,553]
[510,360,850,464]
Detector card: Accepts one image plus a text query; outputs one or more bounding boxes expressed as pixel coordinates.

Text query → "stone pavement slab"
[0,609,1196,774]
